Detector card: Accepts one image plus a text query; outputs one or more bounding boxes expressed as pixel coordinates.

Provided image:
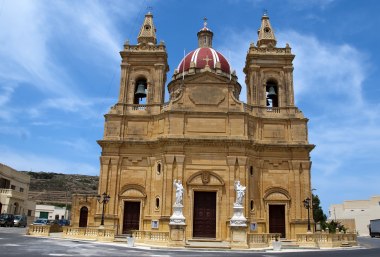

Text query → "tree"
[312,194,327,229]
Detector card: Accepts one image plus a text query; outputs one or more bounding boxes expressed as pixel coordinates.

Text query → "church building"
[71,12,314,245]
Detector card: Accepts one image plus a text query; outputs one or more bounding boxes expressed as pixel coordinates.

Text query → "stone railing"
[247,233,281,248]
[297,232,357,248]
[132,230,169,245]
[0,188,27,200]
[248,46,292,55]
[62,227,115,242]
[242,104,303,118]
[27,225,51,236]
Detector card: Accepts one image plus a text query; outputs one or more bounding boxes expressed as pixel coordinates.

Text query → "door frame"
[79,206,89,227]
[121,200,142,235]
[190,189,220,240]
[266,202,288,238]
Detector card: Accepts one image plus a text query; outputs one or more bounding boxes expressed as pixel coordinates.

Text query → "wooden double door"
[123,201,140,234]
[193,191,216,238]
[269,204,286,238]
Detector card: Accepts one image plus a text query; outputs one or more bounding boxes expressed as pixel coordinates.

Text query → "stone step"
[185,240,231,249]
[279,240,300,249]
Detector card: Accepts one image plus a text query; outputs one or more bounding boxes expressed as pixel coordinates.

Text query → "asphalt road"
[1,227,380,257]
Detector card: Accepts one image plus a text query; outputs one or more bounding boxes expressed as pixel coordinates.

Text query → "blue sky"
[0,0,379,212]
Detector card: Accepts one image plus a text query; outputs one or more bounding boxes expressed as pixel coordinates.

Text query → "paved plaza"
[1,227,380,257]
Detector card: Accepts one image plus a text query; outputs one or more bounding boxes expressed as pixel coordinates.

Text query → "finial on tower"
[137,11,157,45]
[203,17,208,28]
[197,17,213,48]
[147,6,153,15]
[257,11,277,48]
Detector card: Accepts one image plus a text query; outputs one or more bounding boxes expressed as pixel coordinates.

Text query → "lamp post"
[303,197,311,233]
[97,192,110,227]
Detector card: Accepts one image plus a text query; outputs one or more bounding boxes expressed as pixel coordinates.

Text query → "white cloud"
[0,0,143,123]
[0,126,30,140]
[57,138,94,155]
[0,145,98,175]
[219,28,379,210]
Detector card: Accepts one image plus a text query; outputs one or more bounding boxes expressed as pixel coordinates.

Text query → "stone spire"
[257,12,277,48]
[197,17,213,48]
[137,12,157,45]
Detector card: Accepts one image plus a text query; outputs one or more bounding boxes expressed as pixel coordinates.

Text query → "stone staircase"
[279,239,300,249]
[185,239,231,249]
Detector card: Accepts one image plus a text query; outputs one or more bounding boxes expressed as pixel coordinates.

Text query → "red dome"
[177,47,231,74]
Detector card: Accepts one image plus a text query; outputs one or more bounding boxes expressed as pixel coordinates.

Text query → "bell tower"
[244,13,295,108]
[117,12,169,111]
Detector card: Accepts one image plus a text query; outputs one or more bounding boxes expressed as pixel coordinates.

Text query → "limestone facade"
[72,12,314,241]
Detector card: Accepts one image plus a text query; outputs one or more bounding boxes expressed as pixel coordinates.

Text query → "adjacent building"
[329,196,380,236]
[72,12,314,242]
[0,163,36,224]
[34,204,69,221]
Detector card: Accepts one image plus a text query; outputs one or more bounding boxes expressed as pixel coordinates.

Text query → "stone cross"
[203,55,212,67]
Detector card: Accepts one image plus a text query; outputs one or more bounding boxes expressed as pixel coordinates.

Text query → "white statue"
[234,181,246,206]
[174,179,184,205]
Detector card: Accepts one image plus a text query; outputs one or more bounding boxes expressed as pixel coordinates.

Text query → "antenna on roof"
[147,6,153,14]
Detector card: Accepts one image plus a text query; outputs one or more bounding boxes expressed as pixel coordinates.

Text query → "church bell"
[135,83,147,99]
[267,86,277,98]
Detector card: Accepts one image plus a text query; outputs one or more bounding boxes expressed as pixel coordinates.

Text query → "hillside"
[23,171,99,206]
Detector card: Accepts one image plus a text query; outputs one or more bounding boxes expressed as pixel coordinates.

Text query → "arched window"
[250,200,254,211]
[155,197,160,209]
[249,166,254,176]
[156,162,162,175]
[266,80,278,108]
[134,78,147,104]
[79,206,88,227]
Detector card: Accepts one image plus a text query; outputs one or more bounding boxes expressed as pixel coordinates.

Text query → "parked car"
[14,215,27,227]
[0,213,15,227]
[47,219,59,225]
[32,218,48,225]
[58,219,70,226]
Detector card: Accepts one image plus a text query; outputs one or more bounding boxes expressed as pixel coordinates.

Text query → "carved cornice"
[98,138,315,154]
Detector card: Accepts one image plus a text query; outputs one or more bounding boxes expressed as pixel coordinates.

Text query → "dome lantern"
[197,17,213,48]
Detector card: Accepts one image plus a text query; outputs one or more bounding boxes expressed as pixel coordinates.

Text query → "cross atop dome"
[203,17,208,29]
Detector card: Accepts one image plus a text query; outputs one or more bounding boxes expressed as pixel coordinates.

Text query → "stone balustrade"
[27,225,51,236]
[297,232,357,248]
[0,188,27,200]
[132,230,169,245]
[62,227,115,242]
[247,233,281,248]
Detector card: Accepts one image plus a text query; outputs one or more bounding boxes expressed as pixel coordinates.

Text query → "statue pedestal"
[169,204,185,225]
[169,203,186,247]
[230,205,248,249]
[168,224,186,247]
[230,205,247,227]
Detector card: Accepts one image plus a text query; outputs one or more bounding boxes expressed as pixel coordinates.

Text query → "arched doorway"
[79,206,88,227]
